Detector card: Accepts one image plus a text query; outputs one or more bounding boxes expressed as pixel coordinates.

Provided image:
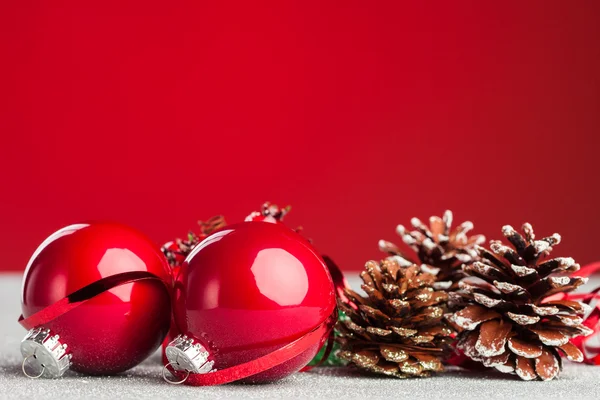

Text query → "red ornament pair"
[18,213,336,385]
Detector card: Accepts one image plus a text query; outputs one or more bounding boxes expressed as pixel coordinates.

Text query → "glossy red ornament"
[168,221,336,384]
[20,222,172,376]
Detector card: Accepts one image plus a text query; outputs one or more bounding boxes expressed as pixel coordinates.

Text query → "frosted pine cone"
[336,256,454,378]
[379,210,485,289]
[450,223,592,381]
[161,215,227,268]
[245,201,291,223]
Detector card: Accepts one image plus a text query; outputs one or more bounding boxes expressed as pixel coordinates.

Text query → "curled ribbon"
[19,271,169,330]
[166,312,337,385]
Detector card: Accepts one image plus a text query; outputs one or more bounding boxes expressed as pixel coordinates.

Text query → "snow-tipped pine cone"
[450,223,592,381]
[379,210,485,289]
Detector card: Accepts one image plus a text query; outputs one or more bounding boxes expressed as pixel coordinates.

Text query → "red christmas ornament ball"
[20,222,172,376]
[169,221,336,384]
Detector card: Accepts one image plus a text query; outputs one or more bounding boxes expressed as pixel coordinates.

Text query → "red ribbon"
[169,312,336,386]
[19,271,167,330]
[300,329,335,372]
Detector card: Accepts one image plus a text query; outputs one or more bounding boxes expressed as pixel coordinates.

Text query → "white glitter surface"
[1,273,600,399]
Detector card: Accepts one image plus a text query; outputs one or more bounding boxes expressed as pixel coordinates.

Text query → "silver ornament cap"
[20,327,72,378]
[165,334,215,374]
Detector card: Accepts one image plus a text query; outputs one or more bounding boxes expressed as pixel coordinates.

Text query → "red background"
[1,2,599,272]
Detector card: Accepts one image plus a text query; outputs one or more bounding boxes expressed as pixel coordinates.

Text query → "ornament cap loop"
[20,327,72,379]
[22,354,45,379]
[162,363,190,385]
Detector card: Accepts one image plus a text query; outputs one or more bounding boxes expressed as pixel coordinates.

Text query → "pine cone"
[336,256,454,378]
[450,223,592,381]
[379,210,485,289]
[161,215,227,267]
[245,201,291,223]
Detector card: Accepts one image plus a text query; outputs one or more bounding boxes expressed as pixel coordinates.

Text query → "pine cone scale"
[453,304,500,330]
[381,346,409,362]
[476,319,512,357]
[535,349,560,381]
[507,337,542,358]
[529,327,570,346]
[558,342,584,362]
[515,356,537,380]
